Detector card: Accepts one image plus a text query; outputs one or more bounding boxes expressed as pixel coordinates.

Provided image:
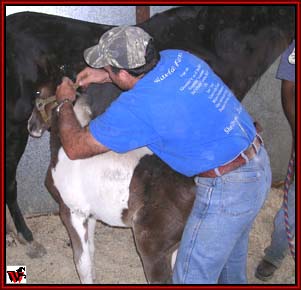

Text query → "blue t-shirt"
[90,50,256,177]
[276,39,295,82]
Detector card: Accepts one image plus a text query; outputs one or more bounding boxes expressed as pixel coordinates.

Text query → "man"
[255,39,295,282]
[56,26,272,284]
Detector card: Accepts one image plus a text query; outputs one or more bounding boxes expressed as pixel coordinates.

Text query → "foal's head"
[27,82,92,138]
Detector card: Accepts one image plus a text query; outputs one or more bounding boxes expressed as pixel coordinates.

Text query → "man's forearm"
[58,102,109,159]
[58,102,85,159]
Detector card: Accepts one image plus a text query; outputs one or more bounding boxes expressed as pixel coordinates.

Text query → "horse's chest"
[51,147,152,227]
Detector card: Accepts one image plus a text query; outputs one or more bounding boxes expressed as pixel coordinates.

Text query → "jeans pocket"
[192,178,214,219]
[221,170,264,216]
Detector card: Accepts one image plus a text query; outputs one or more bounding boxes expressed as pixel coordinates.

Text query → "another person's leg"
[255,180,295,281]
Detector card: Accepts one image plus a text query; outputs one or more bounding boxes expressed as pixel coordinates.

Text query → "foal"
[28,83,196,283]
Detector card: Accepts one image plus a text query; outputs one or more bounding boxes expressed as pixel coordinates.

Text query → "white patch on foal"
[171,249,178,269]
[52,147,151,227]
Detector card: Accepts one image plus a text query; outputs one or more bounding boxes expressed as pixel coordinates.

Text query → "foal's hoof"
[26,240,47,258]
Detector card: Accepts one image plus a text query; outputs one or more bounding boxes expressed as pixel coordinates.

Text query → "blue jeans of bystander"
[263,180,295,267]
[172,146,272,284]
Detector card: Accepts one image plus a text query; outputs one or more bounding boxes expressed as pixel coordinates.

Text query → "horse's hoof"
[6,233,17,247]
[17,232,28,245]
[26,240,47,258]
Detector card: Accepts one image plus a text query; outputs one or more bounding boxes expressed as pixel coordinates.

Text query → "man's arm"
[57,102,110,160]
[56,77,110,160]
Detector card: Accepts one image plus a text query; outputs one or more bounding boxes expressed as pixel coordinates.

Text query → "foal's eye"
[35,90,41,96]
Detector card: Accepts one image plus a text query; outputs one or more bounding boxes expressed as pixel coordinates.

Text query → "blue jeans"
[263,180,295,267]
[172,146,272,284]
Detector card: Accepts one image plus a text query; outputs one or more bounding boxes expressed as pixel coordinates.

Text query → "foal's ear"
[36,54,57,77]
[119,69,132,79]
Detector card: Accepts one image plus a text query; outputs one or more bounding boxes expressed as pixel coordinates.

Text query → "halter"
[35,96,58,124]
[35,83,80,124]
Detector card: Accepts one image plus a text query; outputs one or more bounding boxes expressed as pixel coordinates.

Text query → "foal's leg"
[133,205,181,284]
[70,213,94,284]
[60,205,94,284]
[87,217,97,282]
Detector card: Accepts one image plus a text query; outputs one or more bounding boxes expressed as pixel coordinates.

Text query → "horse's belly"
[51,147,152,227]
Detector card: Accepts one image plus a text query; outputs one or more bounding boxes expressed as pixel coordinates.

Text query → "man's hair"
[111,39,160,77]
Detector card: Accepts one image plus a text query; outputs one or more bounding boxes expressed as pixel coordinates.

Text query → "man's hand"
[56,77,77,103]
[76,67,112,88]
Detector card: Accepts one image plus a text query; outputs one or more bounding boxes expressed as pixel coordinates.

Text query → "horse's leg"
[6,121,33,242]
[87,217,97,282]
[133,205,180,284]
[139,251,173,284]
[59,203,94,284]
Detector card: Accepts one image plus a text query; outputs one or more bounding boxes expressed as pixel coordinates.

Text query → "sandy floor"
[6,187,295,285]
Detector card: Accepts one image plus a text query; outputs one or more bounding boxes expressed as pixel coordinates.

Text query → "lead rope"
[282,149,295,260]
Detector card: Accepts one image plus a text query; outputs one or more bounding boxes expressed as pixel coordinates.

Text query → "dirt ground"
[6,187,295,285]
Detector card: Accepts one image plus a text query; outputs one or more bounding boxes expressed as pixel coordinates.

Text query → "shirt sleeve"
[276,40,295,82]
[89,101,160,153]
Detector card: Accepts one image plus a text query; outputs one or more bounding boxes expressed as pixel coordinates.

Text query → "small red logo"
[6,266,27,284]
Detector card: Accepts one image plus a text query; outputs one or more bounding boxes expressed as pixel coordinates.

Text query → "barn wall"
[6,6,291,215]
[5,6,136,24]
[5,6,178,23]
[242,58,292,182]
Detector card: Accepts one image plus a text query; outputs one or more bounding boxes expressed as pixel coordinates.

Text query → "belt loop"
[241,152,249,163]
[251,142,259,154]
[252,134,262,154]
[256,133,264,145]
[214,168,222,177]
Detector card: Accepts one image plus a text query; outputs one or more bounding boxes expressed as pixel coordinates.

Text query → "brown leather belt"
[198,135,263,178]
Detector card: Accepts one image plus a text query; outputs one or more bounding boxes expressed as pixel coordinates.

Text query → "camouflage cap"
[84,26,152,69]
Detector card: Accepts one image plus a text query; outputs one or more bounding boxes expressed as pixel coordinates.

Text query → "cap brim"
[83,45,109,68]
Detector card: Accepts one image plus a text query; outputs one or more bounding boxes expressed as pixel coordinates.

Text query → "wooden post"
[136,6,150,24]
